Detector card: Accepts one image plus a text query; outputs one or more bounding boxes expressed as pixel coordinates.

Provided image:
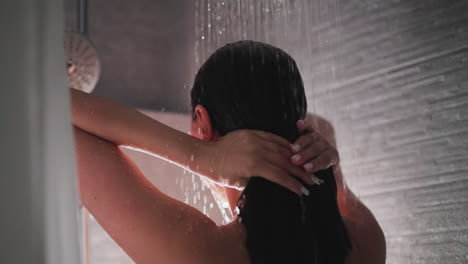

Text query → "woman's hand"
[196,120,340,196]
[290,120,340,180]
[197,129,313,196]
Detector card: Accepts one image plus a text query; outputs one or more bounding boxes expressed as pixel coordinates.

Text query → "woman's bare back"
[211,214,385,264]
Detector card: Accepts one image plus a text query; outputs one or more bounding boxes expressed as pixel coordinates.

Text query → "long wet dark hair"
[191,40,352,264]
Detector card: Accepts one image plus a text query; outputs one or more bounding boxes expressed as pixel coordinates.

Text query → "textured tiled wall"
[195,0,468,263]
[304,2,468,263]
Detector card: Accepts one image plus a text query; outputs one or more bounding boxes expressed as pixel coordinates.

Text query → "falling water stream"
[193,1,468,263]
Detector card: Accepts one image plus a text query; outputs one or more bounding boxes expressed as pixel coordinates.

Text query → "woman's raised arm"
[70,88,315,195]
[71,88,198,169]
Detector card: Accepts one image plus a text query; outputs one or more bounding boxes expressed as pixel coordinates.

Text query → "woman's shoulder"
[343,215,387,264]
[179,219,249,264]
[214,219,252,264]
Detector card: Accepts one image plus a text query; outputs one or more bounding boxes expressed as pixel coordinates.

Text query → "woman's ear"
[191,105,219,140]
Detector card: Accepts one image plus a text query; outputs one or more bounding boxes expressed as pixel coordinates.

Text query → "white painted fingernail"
[292,154,301,161]
[311,174,323,185]
[304,163,314,171]
[291,144,301,152]
[301,186,310,196]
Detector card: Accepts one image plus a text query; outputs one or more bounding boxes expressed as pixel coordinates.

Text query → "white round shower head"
[64,32,101,93]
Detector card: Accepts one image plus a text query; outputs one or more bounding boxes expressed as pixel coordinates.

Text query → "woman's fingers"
[305,149,338,172]
[293,147,339,173]
[291,119,340,173]
[262,140,292,159]
[225,128,334,194]
[297,119,314,133]
[265,152,316,186]
[291,131,321,154]
[254,163,308,197]
[253,130,291,149]
[291,133,327,166]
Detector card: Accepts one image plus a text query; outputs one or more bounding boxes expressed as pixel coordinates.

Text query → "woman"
[72,41,385,263]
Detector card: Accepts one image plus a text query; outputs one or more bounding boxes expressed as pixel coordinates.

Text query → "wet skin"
[72,89,386,264]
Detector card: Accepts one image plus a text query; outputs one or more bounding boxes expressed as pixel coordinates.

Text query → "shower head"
[64,32,101,93]
[64,0,100,93]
